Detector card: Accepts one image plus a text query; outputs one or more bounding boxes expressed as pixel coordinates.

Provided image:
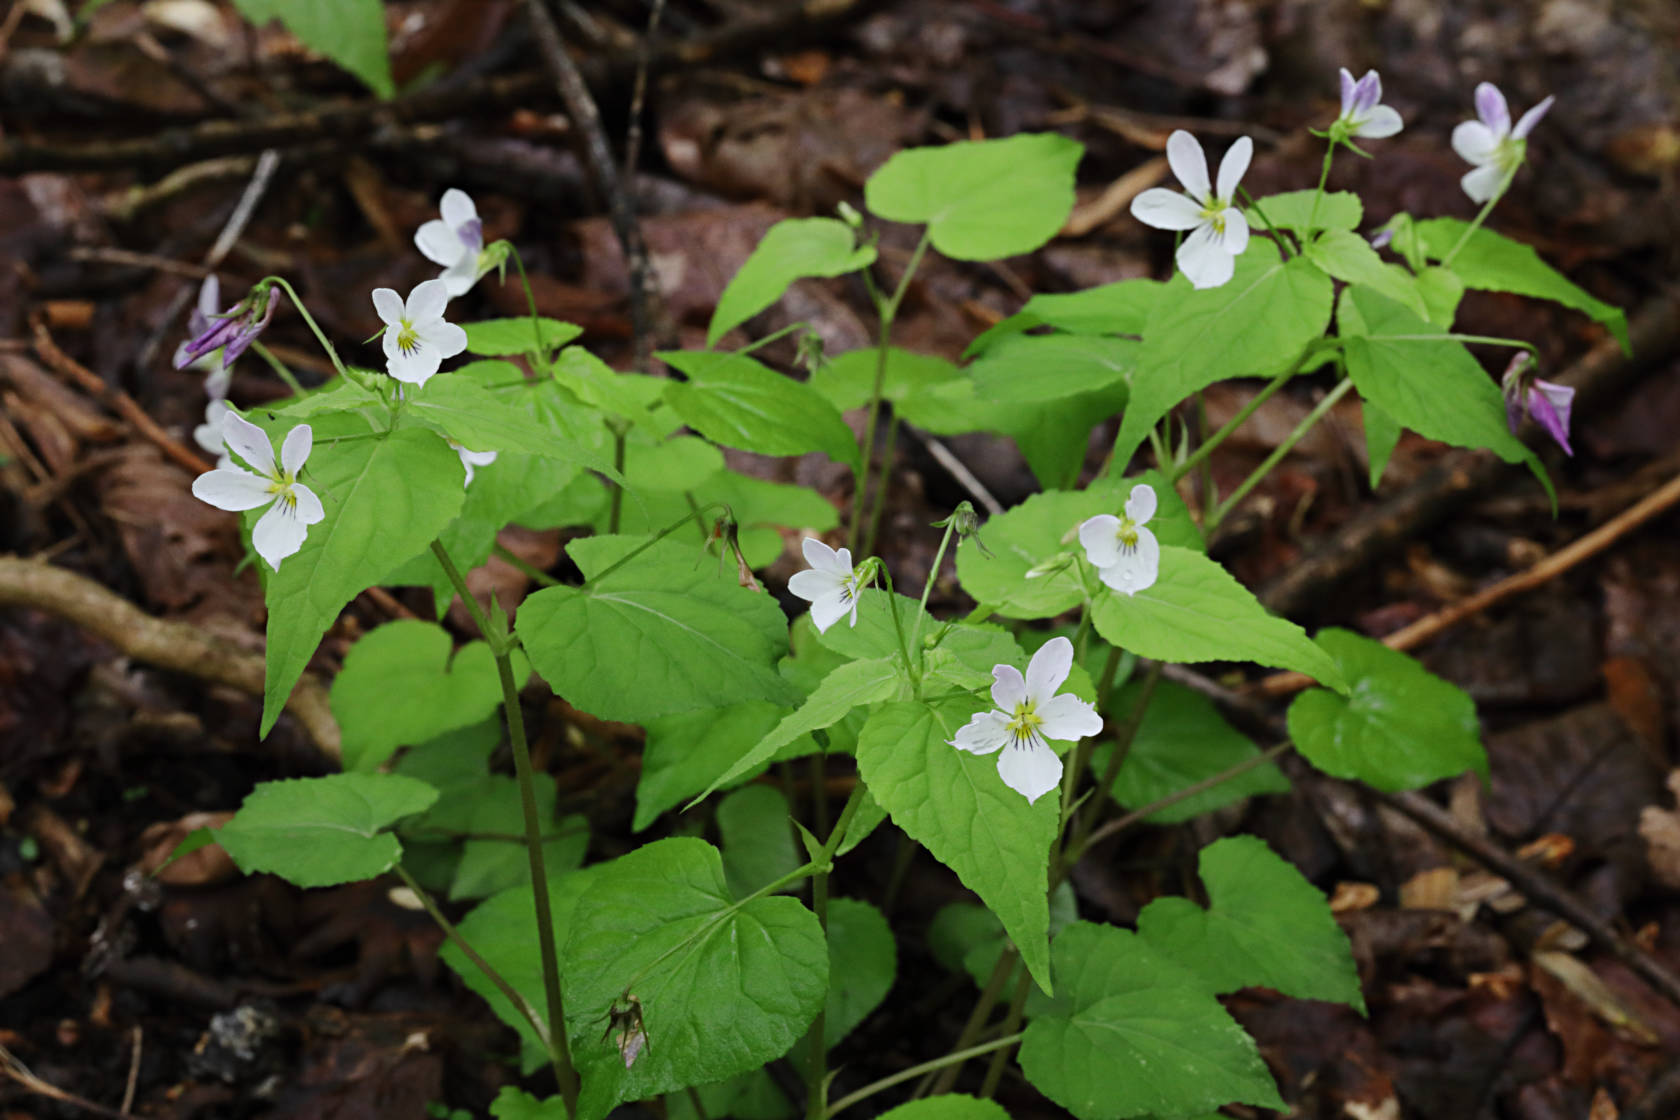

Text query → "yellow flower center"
[1114,516,1140,551]
[1006,700,1043,747]
[396,319,422,355]
[1201,199,1228,234]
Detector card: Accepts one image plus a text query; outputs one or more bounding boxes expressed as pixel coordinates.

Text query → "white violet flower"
[1332,68,1403,141]
[1131,130,1253,290]
[1078,483,1160,596]
[415,188,488,297]
[191,411,324,571]
[372,278,468,387]
[948,636,1103,805]
[788,537,866,633]
[1451,82,1554,203]
[193,399,233,469]
[448,439,498,488]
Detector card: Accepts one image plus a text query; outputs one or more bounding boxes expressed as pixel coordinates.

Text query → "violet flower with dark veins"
[1502,353,1575,455]
[174,282,278,372]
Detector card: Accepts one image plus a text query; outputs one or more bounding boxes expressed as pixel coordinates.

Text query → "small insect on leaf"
[602,992,648,1069]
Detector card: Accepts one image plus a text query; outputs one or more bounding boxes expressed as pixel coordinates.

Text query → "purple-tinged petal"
[1353,70,1382,116]
[439,188,478,232]
[1512,95,1555,140]
[457,218,484,252]
[1528,380,1575,455]
[1338,68,1358,115]
[1505,394,1524,436]
[1475,82,1510,135]
[1165,130,1212,203]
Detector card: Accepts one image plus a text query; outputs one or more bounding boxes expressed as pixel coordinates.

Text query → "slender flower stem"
[1207,377,1355,532]
[923,946,1019,1097]
[258,276,368,390]
[1303,143,1336,237]
[1441,169,1515,267]
[801,784,868,1120]
[1168,366,1296,485]
[733,320,810,358]
[248,340,304,395]
[1058,661,1162,883]
[430,540,579,1113]
[862,416,900,558]
[850,231,932,554]
[826,1034,1025,1118]
[394,864,551,1049]
[1237,187,1297,258]
[978,967,1034,1098]
[608,420,628,533]
[909,517,959,654]
[493,542,560,586]
[584,502,726,586]
[504,244,549,372]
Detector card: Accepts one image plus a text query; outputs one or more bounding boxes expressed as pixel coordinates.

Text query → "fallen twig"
[0,555,340,759]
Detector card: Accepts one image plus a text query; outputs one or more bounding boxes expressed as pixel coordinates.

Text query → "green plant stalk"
[1237,188,1297,258]
[1060,661,1162,878]
[259,276,370,391]
[248,340,304,396]
[923,945,1019,1097]
[1441,167,1516,267]
[733,319,810,359]
[978,967,1034,1098]
[584,501,727,586]
[826,1033,1025,1118]
[849,230,932,554]
[608,420,628,534]
[1195,390,1216,513]
[1303,142,1336,238]
[502,244,550,372]
[1072,740,1293,861]
[861,415,901,558]
[394,864,551,1049]
[1167,365,1299,486]
[1206,377,1354,532]
[880,572,921,693]
[429,540,580,1113]
[493,542,561,586]
[797,783,868,1120]
[909,517,960,654]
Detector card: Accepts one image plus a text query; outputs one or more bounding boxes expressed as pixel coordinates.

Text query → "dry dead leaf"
[1638,770,1680,889]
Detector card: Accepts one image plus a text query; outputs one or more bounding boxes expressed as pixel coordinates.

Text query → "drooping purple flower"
[174,283,278,372]
[1502,353,1575,455]
[1334,68,1403,140]
[1452,82,1555,203]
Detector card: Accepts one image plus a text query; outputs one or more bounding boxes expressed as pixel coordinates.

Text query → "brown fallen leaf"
[1637,771,1680,890]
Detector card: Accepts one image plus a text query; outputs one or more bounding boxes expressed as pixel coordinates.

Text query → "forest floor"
[4,0,1680,1117]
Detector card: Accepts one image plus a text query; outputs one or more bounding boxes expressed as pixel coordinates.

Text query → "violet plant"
[174,70,1626,1120]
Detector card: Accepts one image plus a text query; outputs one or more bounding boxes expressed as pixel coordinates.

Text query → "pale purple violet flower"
[1334,68,1403,140]
[1131,130,1253,290]
[414,189,487,297]
[1452,83,1555,203]
[1502,353,1574,456]
[174,281,277,372]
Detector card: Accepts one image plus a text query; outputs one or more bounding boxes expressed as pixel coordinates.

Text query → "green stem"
[259,276,367,390]
[924,945,1018,1097]
[608,421,628,534]
[248,340,304,395]
[394,865,552,1050]
[850,231,932,554]
[1441,170,1515,268]
[1207,377,1355,532]
[584,502,726,587]
[505,244,549,372]
[978,968,1033,1098]
[825,1034,1025,1118]
[1237,188,1296,259]
[1059,661,1162,883]
[1303,143,1336,238]
[733,320,809,358]
[909,517,960,654]
[1168,366,1298,486]
[861,415,900,558]
[493,542,561,587]
[802,783,867,1120]
[429,540,579,1114]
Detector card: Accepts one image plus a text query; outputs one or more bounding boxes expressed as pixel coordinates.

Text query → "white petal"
[1130,189,1206,231]
[801,536,847,575]
[1461,162,1506,203]
[290,483,325,525]
[1353,105,1403,139]
[788,568,844,604]
[1474,82,1510,134]
[950,710,1010,756]
[1452,121,1500,166]
[808,590,851,634]
[204,365,232,401]
[1215,208,1250,257]
[990,664,1026,713]
[1125,483,1157,525]
[390,346,440,386]
[418,318,468,361]
[371,287,405,326]
[1096,527,1160,595]
[1176,224,1236,290]
[406,278,450,324]
[1024,636,1074,704]
[996,740,1062,804]
[1165,130,1211,202]
[1512,95,1554,140]
[440,255,480,297]
[1037,693,1104,741]
[459,447,498,466]
[1079,515,1123,568]
[192,468,273,511]
[1215,136,1253,202]
[196,275,221,317]
[415,220,466,267]
[219,411,276,477]
[439,188,478,231]
[251,501,309,570]
[279,424,312,475]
